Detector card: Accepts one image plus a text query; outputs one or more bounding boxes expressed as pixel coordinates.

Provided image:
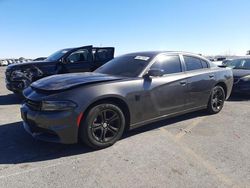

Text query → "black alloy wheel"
[91,109,121,143]
[79,103,125,149]
[207,85,225,114]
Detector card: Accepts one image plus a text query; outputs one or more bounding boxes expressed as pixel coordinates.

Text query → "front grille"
[26,99,41,111]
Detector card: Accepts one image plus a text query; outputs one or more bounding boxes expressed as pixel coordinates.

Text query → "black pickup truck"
[5,45,114,93]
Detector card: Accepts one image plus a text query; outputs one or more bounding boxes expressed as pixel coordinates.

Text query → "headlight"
[11,70,24,78]
[241,75,250,81]
[41,100,77,111]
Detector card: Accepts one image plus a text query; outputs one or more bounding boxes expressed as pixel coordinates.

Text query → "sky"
[0,0,250,58]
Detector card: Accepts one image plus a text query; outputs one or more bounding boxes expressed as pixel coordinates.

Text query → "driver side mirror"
[144,68,165,78]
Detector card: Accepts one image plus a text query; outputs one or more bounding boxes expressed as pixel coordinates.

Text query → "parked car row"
[206,56,242,66]
[0,58,33,66]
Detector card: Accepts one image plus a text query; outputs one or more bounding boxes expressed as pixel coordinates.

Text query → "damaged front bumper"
[5,78,31,93]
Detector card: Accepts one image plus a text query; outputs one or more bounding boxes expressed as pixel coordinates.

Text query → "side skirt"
[129,106,207,130]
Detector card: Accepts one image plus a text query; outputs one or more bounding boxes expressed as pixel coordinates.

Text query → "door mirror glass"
[146,68,165,77]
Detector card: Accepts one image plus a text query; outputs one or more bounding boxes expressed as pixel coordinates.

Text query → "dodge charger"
[21,51,233,149]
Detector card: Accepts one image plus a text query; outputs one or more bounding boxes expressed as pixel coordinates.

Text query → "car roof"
[120,51,204,58]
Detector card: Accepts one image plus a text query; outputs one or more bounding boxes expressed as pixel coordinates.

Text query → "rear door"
[182,55,216,108]
[62,46,94,73]
[93,47,115,69]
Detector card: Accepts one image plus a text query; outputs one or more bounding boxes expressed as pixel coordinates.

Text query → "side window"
[94,49,114,63]
[67,49,90,63]
[201,60,209,68]
[183,56,203,71]
[150,55,182,75]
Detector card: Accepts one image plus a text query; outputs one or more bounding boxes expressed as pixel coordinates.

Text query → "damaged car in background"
[5,45,114,94]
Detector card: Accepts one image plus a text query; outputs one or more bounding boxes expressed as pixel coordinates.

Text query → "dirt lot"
[0,67,249,188]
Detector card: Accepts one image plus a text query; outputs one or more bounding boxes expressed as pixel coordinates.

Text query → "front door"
[144,54,188,117]
[62,46,94,73]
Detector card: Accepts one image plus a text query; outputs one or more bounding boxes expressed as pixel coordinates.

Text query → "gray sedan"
[21,51,233,149]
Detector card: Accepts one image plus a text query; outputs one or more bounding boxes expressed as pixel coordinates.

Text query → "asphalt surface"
[0,67,249,188]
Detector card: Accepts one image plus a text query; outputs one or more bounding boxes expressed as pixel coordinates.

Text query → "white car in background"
[7,60,13,65]
[213,57,226,66]
[0,60,8,66]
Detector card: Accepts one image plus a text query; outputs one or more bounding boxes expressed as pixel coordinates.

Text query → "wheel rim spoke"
[92,124,102,131]
[107,127,116,135]
[212,88,224,111]
[109,124,118,133]
[100,128,107,142]
[101,110,107,122]
[108,114,119,124]
[218,99,223,104]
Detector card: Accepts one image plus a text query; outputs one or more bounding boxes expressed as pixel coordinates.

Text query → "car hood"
[7,60,55,70]
[31,72,124,91]
[232,69,250,78]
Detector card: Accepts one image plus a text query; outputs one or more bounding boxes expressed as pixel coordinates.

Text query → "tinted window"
[67,49,90,63]
[150,55,182,74]
[45,49,70,61]
[94,49,114,62]
[95,54,153,77]
[184,56,203,71]
[226,59,250,70]
[201,60,209,68]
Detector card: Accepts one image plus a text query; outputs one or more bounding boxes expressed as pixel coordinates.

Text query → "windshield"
[45,49,70,61]
[95,54,153,77]
[226,59,250,70]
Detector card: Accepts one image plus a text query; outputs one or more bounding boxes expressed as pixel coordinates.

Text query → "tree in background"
[247,51,250,55]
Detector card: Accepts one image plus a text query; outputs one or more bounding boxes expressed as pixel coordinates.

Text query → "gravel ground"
[0,66,249,188]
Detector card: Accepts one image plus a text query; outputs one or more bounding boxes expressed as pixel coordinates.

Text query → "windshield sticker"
[134,56,150,61]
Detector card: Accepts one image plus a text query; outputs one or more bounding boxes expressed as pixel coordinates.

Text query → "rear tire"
[207,85,225,114]
[79,103,125,149]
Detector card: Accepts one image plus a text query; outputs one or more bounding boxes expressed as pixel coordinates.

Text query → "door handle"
[180,81,186,86]
[209,75,215,79]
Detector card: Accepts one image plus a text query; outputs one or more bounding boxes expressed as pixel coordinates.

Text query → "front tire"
[79,103,126,149]
[207,85,225,114]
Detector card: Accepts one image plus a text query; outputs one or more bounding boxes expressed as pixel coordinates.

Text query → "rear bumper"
[20,103,79,144]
